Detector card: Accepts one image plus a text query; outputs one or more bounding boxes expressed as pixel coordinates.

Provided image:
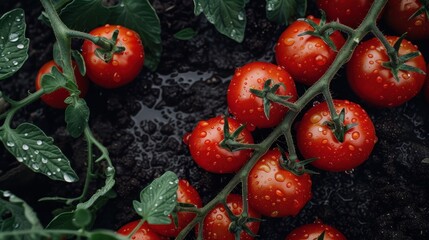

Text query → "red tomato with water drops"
[149,179,202,237]
[347,36,426,108]
[201,194,261,240]
[275,16,346,86]
[227,61,298,129]
[81,24,144,88]
[35,60,88,109]
[285,220,347,240]
[187,116,254,173]
[384,0,429,41]
[296,100,377,172]
[247,149,312,218]
[117,220,163,240]
[316,0,374,28]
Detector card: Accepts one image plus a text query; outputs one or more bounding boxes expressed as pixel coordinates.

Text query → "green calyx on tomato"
[249,79,297,120]
[298,10,338,51]
[324,108,357,143]
[278,145,318,176]
[94,29,126,63]
[381,34,426,82]
[409,0,429,21]
[219,115,258,152]
[226,206,262,238]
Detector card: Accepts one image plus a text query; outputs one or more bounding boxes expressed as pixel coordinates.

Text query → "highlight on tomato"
[247,149,312,218]
[347,36,426,108]
[284,220,347,240]
[275,15,346,86]
[296,100,377,172]
[35,60,88,109]
[185,115,254,174]
[81,24,145,88]
[227,61,298,129]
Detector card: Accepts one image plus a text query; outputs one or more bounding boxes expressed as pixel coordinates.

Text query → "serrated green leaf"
[41,67,68,94]
[266,0,305,25]
[108,0,162,71]
[0,190,43,232]
[133,171,178,224]
[174,28,198,40]
[194,0,247,42]
[65,98,89,138]
[72,50,86,76]
[0,123,78,182]
[0,9,29,80]
[46,211,79,230]
[59,0,110,32]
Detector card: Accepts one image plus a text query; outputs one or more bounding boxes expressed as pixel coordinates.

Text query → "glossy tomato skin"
[347,36,426,108]
[384,0,429,41]
[149,179,202,237]
[35,60,88,109]
[81,24,144,88]
[316,0,374,28]
[285,220,346,240]
[202,194,261,240]
[117,220,163,240]
[247,149,312,218]
[227,62,298,129]
[297,100,376,172]
[275,16,346,86]
[187,116,254,173]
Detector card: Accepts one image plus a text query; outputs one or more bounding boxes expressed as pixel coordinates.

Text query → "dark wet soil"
[0,1,428,239]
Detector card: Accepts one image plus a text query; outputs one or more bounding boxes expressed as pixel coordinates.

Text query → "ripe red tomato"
[35,60,88,109]
[285,220,346,240]
[202,194,261,240]
[117,220,162,240]
[227,61,298,129]
[296,100,377,172]
[186,116,254,173]
[347,36,426,108]
[384,0,429,41]
[81,24,144,88]
[149,179,202,237]
[247,149,312,218]
[275,16,346,86]
[316,0,374,28]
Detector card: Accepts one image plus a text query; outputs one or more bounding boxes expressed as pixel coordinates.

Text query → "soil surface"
[1,1,429,240]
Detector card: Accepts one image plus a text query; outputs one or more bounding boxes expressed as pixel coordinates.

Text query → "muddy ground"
[0,1,428,239]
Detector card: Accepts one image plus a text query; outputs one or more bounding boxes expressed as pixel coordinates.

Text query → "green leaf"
[72,50,86,76]
[65,98,89,138]
[41,67,68,94]
[133,171,178,224]
[174,28,198,40]
[46,211,79,230]
[58,0,110,32]
[193,0,247,42]
[0,8,29,80]
[0,190,43,232]
[108,0,162,71]
[0,123,78,182]
[266,0,306,25]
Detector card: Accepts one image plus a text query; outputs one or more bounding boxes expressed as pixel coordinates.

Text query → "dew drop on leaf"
[22,144,29,150]
[16,44,24,49]
[36,140,42,145]
[63,173,76,182]
[6,142,15,147]
[8,33,19,42]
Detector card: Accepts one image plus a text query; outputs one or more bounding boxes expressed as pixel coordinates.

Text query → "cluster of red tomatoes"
[36,24,145,109]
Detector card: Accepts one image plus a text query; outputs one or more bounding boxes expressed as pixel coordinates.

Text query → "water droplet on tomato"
[276,189,284,197]
[199,131,207,137]
[310,114,322,123]
[258,164,271,173]
[113,72,121,82]
[315,55,327,66]
[352,131,360,140]
[414,19,423,26]
[204,139,211,144]
[275,173,285,182]
[348,144,355,151]
[283,38,295,46]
